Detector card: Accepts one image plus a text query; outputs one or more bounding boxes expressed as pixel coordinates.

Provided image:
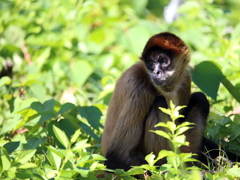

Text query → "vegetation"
[0,0,240,179]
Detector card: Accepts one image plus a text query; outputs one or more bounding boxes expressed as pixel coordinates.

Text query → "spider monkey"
[101,32,239,171]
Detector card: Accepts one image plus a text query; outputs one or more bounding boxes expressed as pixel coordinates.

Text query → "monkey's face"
[145,49,174,88]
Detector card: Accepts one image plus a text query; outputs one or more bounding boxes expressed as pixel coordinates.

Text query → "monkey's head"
[140,32,190,92]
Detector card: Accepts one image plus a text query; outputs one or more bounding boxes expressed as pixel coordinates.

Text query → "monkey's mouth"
[151,75,169,87]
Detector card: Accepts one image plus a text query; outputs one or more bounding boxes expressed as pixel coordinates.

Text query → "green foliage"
[1,0,240,179]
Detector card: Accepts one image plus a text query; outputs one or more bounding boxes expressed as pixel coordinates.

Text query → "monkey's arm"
[103,62,156,170]
[199,137,239,166]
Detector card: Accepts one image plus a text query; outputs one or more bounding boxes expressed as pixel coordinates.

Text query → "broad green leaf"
[57,102,75,115]
[30,102,43,112]
[154,122,169,128]
[189,170,202,180]
[47,146,65,159]
[52,125,69,148]
[0,76,11,86]
[77,121,100,141]
[70,129,81,144]
[42,99,56,111]
[72,139,91,151]
[29,83,46,103]
[156,150,175,161]
[3,141,20,154]
[18,163,38,169]
[226,167,240,177]
[0,147,11,171]
[222,78,240,103]
[174,135,187,145]
[175,126,192,136]
[14,149,36,164]
[15,108,38,130]
[123,167,145,176]
[0,114,22,135]
[47,148,62,170]
[119,21,154,55]
[38,111,55,123]
[75,167,89,178]
[78,154,105,165]
[145,153,155,166]
[167,156,180,168]
[77,106,103,130]
[23,137,42,150]
[151,130,171,140]
[58,119,75,140]
[70,60,93,87]
[191,61,225,100]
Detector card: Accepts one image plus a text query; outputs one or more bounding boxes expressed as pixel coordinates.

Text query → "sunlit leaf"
[226,167,240,177]
[0,76,11,86]
[52,125,69,148]
[14,149,36,164]
[151,130,171,140]
[70,60,93,87]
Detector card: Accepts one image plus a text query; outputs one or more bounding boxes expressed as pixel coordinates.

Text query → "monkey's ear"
[141,32,189,60]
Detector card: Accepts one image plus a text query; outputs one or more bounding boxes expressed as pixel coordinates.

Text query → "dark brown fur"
[101,32,209,170]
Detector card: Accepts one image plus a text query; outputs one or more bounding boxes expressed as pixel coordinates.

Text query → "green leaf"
[150,130,171,140]
[70,129,81,144]
[18,163,38,169]
[48,120,75,148]
[3,141,20,154]
[0,114,22,135]
[23,137,42,150]
[123,167,145,176]
[226,167,240,177]
[222,78,240,103]
[77,121,100,141]
[0,147,11,171]
[191,61,225,100]
[14,149,36,164]
[72,139,91,151]
[156,150,175,161]
[38,111,55,123]
[30,102,43,112]
[52,125,70,148]
[70,60,93,87]
[47,146,64,159]
[42,99,56,111]
[0,76,11,86]
[175,126,192,136]
[77,106,103,130]
[15,107,38,130]
[145,153,155,166]
[57,103,75,115]
[29,83,46,102]
[47,148,62,170]
[174,135,187,144]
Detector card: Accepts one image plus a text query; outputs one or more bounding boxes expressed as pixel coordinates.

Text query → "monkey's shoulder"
[116,61,156,94]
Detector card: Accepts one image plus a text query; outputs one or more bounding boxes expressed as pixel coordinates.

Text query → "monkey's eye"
[162,58,168,64]
[161,58,170,67]
[146,61,154,70]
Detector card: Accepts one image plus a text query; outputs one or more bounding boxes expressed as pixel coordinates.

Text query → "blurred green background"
[1,0,240,179]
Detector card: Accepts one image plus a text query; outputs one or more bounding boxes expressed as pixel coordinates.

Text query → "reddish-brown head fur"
[141,32,189,60]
